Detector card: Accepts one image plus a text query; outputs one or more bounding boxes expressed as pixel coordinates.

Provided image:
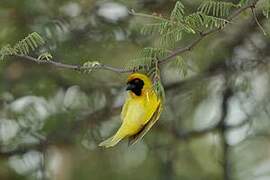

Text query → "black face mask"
[126,78,144,96]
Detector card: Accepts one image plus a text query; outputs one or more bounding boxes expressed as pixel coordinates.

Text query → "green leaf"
[37,52,53,61]
[186,12,229,29]
[198,0,238,17]
[171,1,185,20]
[81,61,101,73]
[0,44,16,61]
[139,1,195,46]
[13,32,45,55]
[142,47,170,59]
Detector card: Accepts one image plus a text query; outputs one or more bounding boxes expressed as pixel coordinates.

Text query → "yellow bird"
[99,73,162,148]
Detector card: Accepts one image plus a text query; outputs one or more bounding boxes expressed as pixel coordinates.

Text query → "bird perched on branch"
[99,73,162,148]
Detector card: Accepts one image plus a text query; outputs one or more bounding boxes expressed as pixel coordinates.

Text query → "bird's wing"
[120,95,130,121]
[128,102,162,146]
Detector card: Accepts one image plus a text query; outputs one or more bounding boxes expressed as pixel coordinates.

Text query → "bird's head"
[126,73,153,96]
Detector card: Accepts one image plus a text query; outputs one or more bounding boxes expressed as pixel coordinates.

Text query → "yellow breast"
[120,89,160,136]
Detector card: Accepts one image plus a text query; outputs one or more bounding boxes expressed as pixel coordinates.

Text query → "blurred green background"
[0,0,270,180]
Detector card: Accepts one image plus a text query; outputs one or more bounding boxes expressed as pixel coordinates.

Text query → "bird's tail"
[99,131,125,148]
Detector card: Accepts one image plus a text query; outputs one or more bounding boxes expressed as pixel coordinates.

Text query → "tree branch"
[11,0,260,73]
[14,54,131,73]
[251,6,267,35]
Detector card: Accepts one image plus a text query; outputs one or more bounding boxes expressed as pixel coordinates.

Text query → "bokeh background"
[0,0,270,179]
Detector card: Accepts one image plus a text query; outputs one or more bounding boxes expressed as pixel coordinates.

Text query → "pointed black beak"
[126,83,136,91]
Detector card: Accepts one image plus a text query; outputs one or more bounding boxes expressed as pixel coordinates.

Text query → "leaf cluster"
[0,32,45,61]
[139,0,237,47]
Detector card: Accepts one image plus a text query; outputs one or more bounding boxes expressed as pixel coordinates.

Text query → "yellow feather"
[99,73,162,148]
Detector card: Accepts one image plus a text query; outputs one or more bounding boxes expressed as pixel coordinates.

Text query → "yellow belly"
[118,93,160,137]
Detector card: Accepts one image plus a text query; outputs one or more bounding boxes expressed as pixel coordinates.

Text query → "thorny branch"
[11,0,260,73]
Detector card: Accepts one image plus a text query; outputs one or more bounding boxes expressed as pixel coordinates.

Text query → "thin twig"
[251,7,267,35]
[11,0,260,74]
[14,54,131,73]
